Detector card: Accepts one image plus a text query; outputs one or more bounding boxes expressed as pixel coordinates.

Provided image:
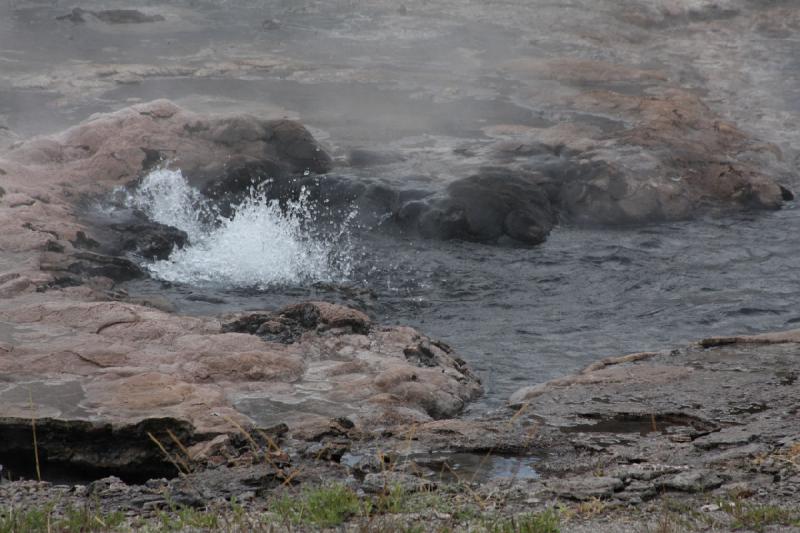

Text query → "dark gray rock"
[615,480,658,502]
[398,168,555,244]
[693,427,758,450]
[222,302,371,344]
[546,476,624,500]
[608,463,687,482]
[110,219,188,260]
[63,251,143,282]
[659,469,724,493]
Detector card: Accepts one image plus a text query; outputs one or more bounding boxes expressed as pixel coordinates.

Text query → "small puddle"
[561,413,715,437]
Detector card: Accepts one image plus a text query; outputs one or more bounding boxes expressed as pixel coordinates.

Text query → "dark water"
[125,202,800,410]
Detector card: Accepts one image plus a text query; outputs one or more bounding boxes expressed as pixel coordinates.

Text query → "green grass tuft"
[720,500,800,532]
[0,504,125,533]
[488,509,561,533]
[270,483,363,527]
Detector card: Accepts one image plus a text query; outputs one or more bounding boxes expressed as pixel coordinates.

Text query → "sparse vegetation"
[0,482,564,532]
[269,483,364,527]
[153,504,221,531]
[0,503,125,533]
[8,482,799,533]
[487,509,560,533]
[719,500,800,532]
[574,497,606,518]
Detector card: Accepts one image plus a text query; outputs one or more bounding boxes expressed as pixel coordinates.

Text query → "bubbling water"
[126,169,353,288]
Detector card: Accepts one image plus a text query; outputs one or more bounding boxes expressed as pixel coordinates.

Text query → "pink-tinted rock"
[0,103,481,466]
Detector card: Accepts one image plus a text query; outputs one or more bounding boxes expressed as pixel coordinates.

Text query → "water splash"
[126,169,353,288]
[125,168,208,242]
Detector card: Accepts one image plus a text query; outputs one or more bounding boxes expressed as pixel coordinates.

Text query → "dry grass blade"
[219,415,291,479]
[443,462,487,510]
[147,431,189,476]
[219,414,261,454]
[165,428,193,473]
[255,429,282,453]
[28,388,42,482]
[166,428,191,458]
[281,468,302,486]
[508,400,530,425]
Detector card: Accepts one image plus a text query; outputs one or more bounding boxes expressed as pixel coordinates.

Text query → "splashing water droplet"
[125,169,353,288]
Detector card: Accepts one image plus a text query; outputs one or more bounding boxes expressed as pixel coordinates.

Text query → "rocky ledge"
[510,330,800,504]
[1,324,798,531]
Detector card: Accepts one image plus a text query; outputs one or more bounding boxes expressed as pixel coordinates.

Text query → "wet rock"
[2,100,329,201]
[561,89,788,223]
[60,251,143,282]
[200,158,291,215]
[546,476,624,500]
[222,301,371,343]
[70,231,99,250]
[484,60,793,227]
[109,220,187,260]
[202,162,391,226]
[0,100,334,292]
[398,168,555,244]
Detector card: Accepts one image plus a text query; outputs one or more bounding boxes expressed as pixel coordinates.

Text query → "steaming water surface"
[5,0,800,412]
[122,171,800,411]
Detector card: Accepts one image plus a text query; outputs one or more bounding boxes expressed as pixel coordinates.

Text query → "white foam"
[126,169,352,288]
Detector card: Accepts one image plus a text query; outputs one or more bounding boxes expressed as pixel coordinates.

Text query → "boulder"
[398,168,556,244]
[484,60,795,228]
[0,100,332,286]
[546,476,624,500]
